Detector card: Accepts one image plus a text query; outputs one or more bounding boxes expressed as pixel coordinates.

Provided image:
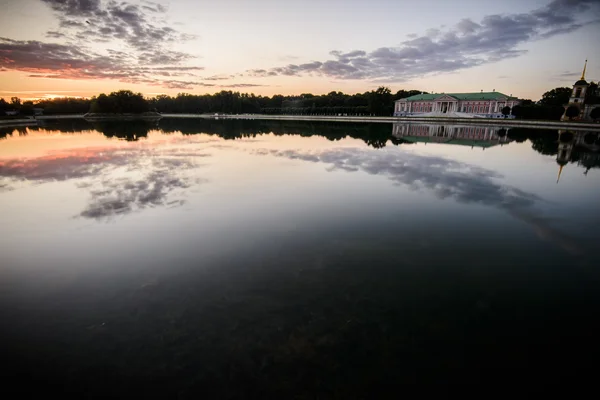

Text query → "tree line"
[1,83,598,121]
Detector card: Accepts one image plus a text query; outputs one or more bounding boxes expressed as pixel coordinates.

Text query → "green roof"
[398,92,517,102]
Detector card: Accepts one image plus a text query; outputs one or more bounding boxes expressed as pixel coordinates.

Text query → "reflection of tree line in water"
[2,120,599,169]
[29,119,403,148]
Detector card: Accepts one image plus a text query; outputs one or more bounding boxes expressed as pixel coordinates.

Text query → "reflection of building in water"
[556,130,600,182]
[392,123,511,148]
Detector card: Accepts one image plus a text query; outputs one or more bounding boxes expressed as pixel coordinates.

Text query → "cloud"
[39,0,194,53]
[219,83,267,88]
[0,36,202,89]
[204,74,235,81]
[557,71,580,77]
[0,1,204,89]
[160,80,216,90]
[247,0,600,82]
[257,147,583,255]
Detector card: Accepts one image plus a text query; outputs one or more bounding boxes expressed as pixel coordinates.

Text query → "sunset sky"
[0,0,598,101]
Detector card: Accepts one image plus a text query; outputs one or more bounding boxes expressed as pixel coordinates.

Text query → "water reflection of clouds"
[0,145,210,220]
[257,147,583,255]
[257,148,539,208]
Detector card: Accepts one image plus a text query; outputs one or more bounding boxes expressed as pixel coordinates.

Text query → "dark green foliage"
[584,82,599,104]
[146,88,396,116]
[367,86,393,116]
[89,90,149,114]
[539,87,572,106]
[19,101,34,116]
[36,97,92,114]
[501,106,511,116]
[510,104,565,120]
[565,105,580,120]
[590,107,600,121]
[393,89,425,100]
[0,98,10,115]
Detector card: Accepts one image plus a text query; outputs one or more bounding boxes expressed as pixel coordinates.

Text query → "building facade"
[394,91,520,118]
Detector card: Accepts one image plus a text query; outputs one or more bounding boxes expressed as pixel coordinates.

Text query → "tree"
[590,107,600,122]
[501,106,511,117]
[89,90,148,114]
[0,98,9,115]
[565,105,580,120]
[367,86,392,116]
[539,87,571,106]
[10,97,21,107]
[511,105,522,118]
[20,101,34,116]
[585,82,599,104]
[393,89,424,101]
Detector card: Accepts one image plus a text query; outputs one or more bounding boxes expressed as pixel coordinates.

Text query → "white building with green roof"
[394,91,520,118]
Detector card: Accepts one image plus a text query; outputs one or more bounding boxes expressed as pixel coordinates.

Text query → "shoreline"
[1,114,598,131]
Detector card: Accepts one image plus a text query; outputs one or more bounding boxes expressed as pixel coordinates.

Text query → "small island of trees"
[85,90,160,120]
[89,90,149,114]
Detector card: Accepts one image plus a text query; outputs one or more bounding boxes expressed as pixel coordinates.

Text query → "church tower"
[561,60,589,121]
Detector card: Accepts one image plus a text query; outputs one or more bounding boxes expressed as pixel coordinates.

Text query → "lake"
[1,119,599,395]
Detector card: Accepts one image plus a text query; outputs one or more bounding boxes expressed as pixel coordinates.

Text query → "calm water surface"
[1,120,599,395]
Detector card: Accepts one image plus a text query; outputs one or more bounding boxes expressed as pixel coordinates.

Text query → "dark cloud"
[258,147,582,255]
[0,36,203,89]
[141,0,167,13]
[219,83,267,88]
[0,1,203,89]
[46,30,67,39]
[161,80,216,89]
[556,71,581,78]
[41,0,199,54]
[39,0,191,55]
[204,74,235,81]
[247,0,600,81]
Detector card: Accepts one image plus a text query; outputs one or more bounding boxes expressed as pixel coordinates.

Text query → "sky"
[0,0,598,101]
